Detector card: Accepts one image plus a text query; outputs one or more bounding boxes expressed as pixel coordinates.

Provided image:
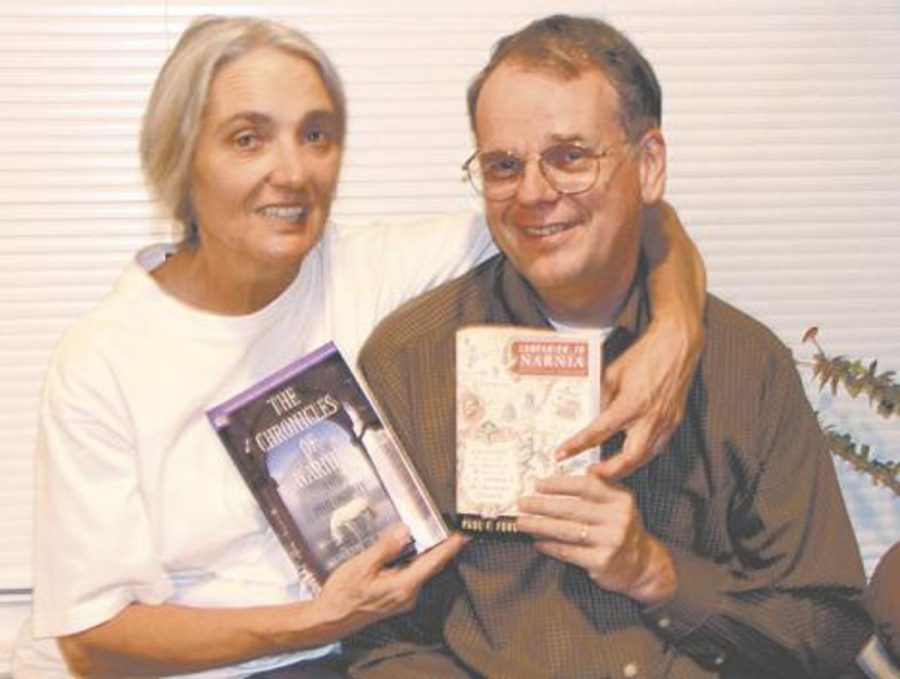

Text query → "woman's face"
[190,47,342,280]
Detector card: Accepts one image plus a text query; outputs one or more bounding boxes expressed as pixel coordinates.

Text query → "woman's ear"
[639,129,667,204]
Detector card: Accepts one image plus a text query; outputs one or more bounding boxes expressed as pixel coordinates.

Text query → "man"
[348,14,871,679]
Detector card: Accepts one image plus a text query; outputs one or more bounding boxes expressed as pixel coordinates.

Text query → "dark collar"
[492,254,650,350]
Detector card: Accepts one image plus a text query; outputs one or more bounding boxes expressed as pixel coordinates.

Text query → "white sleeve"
[336,212,497,319]
[31,329,172,638]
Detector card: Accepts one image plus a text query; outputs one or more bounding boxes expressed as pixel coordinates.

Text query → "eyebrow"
[479,134,591,157]
[219,111,272,130]
[218,109,338,131]
[303,109,341,130]
[548,133,588,144]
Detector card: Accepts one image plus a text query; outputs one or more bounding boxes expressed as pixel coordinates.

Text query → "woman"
[15,15,704,679]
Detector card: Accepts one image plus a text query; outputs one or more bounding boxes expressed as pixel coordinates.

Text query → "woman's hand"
[314,525,466,634]
[555,200,705,479]
[556,315,702,479]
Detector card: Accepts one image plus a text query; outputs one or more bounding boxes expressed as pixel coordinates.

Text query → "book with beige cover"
[455,325,604,532]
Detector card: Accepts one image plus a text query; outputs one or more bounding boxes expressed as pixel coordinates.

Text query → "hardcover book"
[455,325,604,532]
[207,342,449,593]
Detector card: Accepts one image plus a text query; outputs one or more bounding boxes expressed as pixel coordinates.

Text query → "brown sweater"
[347,254,870,679]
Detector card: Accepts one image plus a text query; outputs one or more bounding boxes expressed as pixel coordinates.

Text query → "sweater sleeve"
[639,344,871,677]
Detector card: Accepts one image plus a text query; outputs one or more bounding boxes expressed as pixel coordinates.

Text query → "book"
[455,325,604,532]
[207,341,449,593]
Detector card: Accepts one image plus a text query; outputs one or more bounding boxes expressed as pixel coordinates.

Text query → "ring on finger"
[578,524,589,545]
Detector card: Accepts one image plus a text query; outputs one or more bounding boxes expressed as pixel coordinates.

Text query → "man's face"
[474,61,664,324]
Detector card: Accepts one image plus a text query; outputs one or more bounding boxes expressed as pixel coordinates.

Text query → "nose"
[268,139,307,189]
[514,157,559,206]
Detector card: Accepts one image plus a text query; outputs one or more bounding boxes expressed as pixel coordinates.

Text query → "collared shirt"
[350,254,870,679]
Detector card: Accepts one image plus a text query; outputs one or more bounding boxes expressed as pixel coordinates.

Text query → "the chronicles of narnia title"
[208,342,449,592]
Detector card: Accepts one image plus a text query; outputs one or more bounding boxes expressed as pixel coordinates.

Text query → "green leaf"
[830,372,841,395]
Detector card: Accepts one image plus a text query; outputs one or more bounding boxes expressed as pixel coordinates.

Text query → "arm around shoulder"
[556,200,707,478]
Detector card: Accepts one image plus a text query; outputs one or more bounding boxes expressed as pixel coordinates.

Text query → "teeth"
[259,205,309,221]
[524,222,571,237]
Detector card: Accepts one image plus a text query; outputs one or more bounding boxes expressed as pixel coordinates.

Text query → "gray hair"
[467,14,661,143]
[140,15,346,242]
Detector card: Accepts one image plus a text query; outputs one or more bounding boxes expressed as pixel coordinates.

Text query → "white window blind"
[1,0,898,667]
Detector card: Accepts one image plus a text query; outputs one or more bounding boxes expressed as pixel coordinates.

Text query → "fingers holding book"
[516,475,677,606]
[315,524,467,634]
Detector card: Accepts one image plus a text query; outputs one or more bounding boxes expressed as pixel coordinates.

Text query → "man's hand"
[555,315,702,479]
[315,525,467,634]
[516,475,677,606]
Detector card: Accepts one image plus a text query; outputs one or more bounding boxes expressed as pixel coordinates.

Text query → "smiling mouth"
[522,220,578,237]
[257,205,310,223]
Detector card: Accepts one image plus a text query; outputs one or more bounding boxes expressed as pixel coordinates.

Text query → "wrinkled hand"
[316,524,466,634]
[517,475,676,605]
[555,315,703,480]
[555,199,706,479]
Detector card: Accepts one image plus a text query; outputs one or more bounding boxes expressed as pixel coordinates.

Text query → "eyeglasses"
[462,140,628,201]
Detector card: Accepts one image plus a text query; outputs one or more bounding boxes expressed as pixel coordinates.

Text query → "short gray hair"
[140,15,346,241]
[467,15,661,143]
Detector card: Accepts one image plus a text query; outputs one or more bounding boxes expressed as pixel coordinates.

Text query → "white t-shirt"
[14,215,495,679]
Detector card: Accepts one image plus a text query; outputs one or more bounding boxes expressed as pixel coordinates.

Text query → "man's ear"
[638,129,667,204]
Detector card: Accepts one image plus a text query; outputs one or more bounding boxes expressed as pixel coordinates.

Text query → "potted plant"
[801,327,899,496]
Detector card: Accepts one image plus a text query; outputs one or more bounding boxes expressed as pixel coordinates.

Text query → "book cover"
[455,325,604,532]
[207,342,449,593]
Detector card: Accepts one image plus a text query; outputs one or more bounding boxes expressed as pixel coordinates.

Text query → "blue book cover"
[208,342,449,592]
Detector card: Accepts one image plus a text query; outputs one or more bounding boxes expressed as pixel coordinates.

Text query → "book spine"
[338,346,451,549]
[458,514,519,533]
